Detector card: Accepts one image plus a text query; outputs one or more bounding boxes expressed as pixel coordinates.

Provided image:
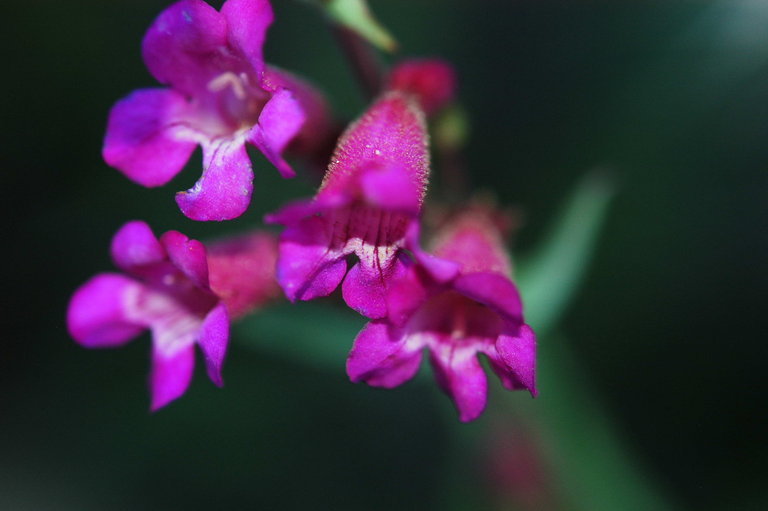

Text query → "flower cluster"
[69,0,536,420]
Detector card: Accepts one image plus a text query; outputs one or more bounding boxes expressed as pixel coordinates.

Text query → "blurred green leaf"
[512,334,678,511]
[234,301,364,372]
[503,173,674,510]
[312,0,398,52]
[516,171,616,335]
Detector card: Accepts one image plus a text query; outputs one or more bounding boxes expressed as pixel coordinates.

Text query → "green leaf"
[508,334,678,511]
[234,301,365,371]
[315,0,398,52]
[516,171,616,335]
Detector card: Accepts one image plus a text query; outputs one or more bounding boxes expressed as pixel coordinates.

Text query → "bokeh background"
[3,0,767,509]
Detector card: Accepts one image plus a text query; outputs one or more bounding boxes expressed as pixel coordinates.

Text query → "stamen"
[452,302,467,339]
[207,72,247,100]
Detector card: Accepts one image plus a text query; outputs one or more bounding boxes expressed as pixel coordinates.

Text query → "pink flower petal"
[384,261,431,326]
[103,88,197,187]
[197,302,229,387]
[142,0,227,96]
[429,347,488,423]
[348,321,407,384]
[453,272,523,323]
[275,216,347,302]
[150,343,196,411]
[159,230,210,289]
[221,0,274,81]
[404,221,460,283]
[496,324,537,397]
[263,66,335,159]
[342,253,408,319]
[175,137,253,221]
[485,355,530,395]
[146,294,205,350]
[363,350,423,388]
[110,221,165,273]
[486,355,521,391]
[359,163,422,215]
[67,274,146,348]
[248,88,305,178]
[348,321,424,389]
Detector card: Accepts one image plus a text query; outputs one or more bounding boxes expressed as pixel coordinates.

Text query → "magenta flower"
[266,91,429,319]
[103,0,332,221]
[67,221,230,410]
[387,58,457,116]
[347,206,537,422]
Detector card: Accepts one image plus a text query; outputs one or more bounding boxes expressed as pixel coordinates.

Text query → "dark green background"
[3,1,766,509]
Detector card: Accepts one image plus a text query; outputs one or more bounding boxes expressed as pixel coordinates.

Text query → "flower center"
[205,71,267,132]
[138,263,218,319]
[207,71,249,100]
[412,291,504,346]
[327,202,410,269]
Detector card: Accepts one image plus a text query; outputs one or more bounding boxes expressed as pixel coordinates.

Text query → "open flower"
[67,223,281,409]
[103,0,331,221]
[266,91,429,319]
[67,222,230,410]
[347,205,537,422]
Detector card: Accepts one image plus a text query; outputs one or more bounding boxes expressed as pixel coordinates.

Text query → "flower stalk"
[331,23,384,100]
